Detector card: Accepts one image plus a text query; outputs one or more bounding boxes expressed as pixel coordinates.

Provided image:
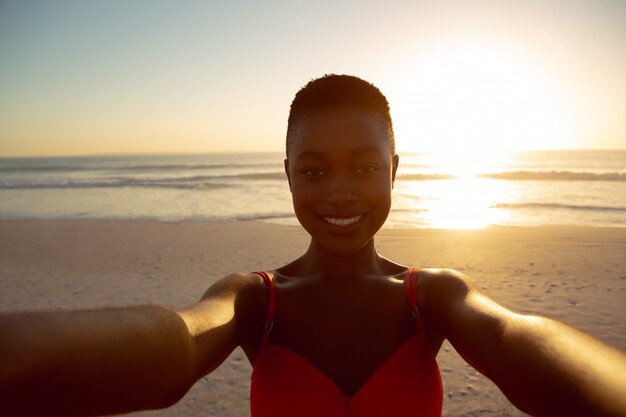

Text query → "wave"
[0,172,287,190]
[396,173,457,180]
[164,212,296,222]
[479,171,626,181]
[493,202,626,213]
[3,168,625,190]
[390,207,428,213]
[0,162,278,174]
[0,211,298,223]
[397,170,626,181]
[0,178,235,190]
[228,212,295,221]
[219,172,286,180]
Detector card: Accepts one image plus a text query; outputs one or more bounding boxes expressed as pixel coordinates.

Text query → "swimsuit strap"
[253,271,275,342]
[404,267,424,331]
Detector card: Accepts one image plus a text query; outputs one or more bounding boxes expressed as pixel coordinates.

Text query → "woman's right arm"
[0,272,263,417]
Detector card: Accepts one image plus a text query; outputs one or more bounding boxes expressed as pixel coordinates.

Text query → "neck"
[301,238,384,279]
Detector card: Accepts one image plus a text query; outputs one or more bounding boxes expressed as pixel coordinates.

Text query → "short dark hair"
[286,74,395,156]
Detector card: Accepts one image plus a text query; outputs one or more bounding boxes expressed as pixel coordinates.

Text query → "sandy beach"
[1,219,625,417]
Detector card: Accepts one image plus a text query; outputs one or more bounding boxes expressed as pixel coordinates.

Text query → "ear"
[284,158,293,192]
[391,154,399,189]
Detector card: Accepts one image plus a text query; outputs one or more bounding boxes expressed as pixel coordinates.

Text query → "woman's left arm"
[418,268,626,417]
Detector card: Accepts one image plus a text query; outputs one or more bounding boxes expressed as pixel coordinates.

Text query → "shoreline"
[1,219,624,417]
[2,216,626,228]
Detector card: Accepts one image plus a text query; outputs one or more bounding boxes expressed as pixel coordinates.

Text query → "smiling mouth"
[322,214,363,226]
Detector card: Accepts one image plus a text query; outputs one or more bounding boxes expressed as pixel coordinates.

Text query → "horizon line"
[1,147,626,159]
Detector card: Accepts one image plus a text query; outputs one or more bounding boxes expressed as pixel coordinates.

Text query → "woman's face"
[285,107,398,255]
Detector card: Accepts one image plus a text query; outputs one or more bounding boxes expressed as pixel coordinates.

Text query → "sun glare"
[424,148,510,178]
[382,40,584,229]
[396,176,512,230]
[421,178,510,229]
[384,40,581,154]
[393,149,515,229]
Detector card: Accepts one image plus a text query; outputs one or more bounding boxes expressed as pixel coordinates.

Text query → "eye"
[354,165,378,174]
[302,167,326,177]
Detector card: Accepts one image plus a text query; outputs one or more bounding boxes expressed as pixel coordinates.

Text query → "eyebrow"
[296,146,384,160]
[296,151,326,160]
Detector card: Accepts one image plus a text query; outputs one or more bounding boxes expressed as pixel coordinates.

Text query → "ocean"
[0,150,625,229]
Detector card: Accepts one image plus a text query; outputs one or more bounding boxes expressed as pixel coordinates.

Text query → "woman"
[1,75,626,417]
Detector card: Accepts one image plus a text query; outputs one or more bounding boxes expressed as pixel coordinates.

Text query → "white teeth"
[323,215,362,226]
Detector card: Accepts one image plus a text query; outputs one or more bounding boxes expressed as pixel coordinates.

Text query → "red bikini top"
[250,267,443,417]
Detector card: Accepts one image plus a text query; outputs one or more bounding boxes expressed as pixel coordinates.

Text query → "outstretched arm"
[418,268,626,417]
[0,272,261,417]
[0,305,196,416]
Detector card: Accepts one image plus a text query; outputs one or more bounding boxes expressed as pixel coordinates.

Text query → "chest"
[251,320,443,417]
[265,283,419,397]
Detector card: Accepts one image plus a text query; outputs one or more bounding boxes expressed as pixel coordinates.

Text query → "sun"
[383,39,582,154]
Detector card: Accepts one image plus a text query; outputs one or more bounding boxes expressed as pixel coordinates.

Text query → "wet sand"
[1,220,625,417]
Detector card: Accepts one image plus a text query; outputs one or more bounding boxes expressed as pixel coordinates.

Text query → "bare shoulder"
[416,267,476,301]
[416,268,516,326]
[200,272,267,302]
[199,272,269,333]
[179,272,271,364]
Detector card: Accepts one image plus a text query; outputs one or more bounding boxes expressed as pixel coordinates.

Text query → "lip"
[317,212,367,229]
[323,214,362,226]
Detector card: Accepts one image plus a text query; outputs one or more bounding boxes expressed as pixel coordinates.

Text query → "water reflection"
[394,178,511,229]
[392,151,514,229]
[422,178,510,229]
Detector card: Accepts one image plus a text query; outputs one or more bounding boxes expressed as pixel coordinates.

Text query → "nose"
[326,175,358,206]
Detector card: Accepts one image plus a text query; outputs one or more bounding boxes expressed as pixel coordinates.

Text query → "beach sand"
[1,220,625,417]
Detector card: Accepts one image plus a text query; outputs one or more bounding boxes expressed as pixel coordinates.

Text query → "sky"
[0,0,625,157]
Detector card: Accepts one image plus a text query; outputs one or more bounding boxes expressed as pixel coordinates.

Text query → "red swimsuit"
[250,267,443,416]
